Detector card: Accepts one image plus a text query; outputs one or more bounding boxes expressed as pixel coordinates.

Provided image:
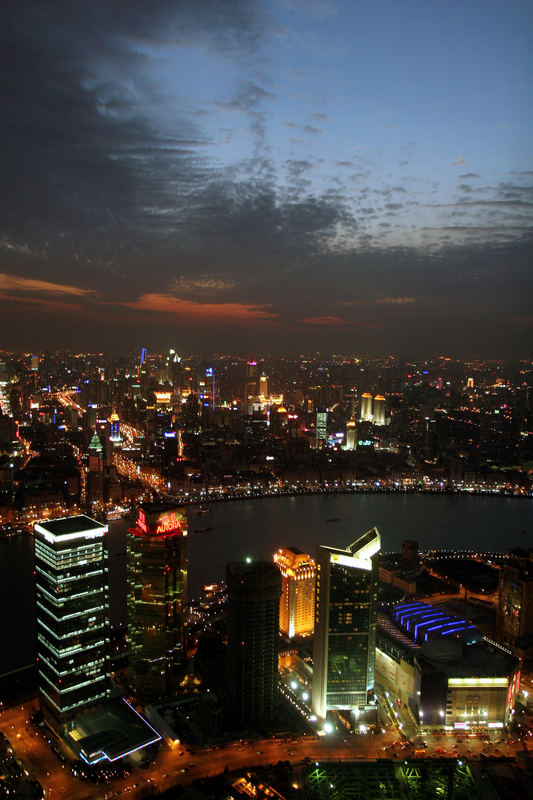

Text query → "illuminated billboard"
[134,505,187,537]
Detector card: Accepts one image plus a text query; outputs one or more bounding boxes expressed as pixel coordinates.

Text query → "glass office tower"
[227,560,282,728]
[34,515,110,736]
[312,527,380,722]
[127,504,188,699]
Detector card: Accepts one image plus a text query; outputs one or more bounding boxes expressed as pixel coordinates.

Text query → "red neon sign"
[155,512,182,534]
[137,509,148,533]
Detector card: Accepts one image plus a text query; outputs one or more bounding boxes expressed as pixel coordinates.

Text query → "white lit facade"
[34,515,110,736]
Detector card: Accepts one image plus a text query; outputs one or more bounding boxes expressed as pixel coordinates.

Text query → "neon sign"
[135,507,185,536]
[137,509,148,533]
[156,512,182,534]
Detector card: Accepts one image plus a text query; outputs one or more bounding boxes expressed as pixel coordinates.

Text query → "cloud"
[0,273,96,298]
[120,293,277,322]
[302,124,323,136]
[376,296,416,305]
[451,155,467,166]
[458,173,480,179]
[298,315,346,326]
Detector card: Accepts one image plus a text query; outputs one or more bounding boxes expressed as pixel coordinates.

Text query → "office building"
[360,393,373,422]
[312,527,380,723]
[34,515,110,736]
[316,410,328,449]
[497,553,533,651]
[227,560,282,728]
[373,395,386,426]
[127,504,188,699]
[274,547,316,638]
[344,418,357,450]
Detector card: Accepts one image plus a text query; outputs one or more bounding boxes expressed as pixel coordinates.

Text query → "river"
[1,493,531,674]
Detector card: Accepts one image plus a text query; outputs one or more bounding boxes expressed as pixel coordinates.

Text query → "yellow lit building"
[274,547,316,638]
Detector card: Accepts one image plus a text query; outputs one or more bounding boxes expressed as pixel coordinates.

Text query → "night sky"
[2,0,532,356]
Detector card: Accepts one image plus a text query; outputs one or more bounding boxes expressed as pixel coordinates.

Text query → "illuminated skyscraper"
[274,547,316,638]
[316,409,328,449]
[373,395,386,426]
[109,411,121,442]
[360,393,373,422]
[227,560,282,727]
[244,359,258,402]
[344,418,357,450]
[34,515,110,736]
[127,504,188,698]
[312,527,380,722]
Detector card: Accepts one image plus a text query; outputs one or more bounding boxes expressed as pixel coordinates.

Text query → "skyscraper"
[274,547,316,638]
[497,553,533,650]
[227,560,282,728]
[344,417,357,450]
[373,395,386,426]
[34,515,110,737]
[316,409,328,449]
[360,393,373,422]
[312,527,380,723]
[127,504,188,699]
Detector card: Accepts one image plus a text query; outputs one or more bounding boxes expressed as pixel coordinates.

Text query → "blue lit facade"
[375,601,520,730]
[393,601,479,645]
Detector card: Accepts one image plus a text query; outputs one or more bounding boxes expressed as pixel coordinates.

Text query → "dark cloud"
[0,1,531,357]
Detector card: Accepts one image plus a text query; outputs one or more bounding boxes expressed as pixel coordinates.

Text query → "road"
[0,699,528,800]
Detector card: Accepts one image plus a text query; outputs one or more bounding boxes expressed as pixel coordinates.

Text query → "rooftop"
[68,696,160,765]
[35,514,106,538]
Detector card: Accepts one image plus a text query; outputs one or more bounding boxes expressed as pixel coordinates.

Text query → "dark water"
[1,494,531,674]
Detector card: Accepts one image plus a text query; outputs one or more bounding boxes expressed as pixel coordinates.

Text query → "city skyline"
[2,0,532,356]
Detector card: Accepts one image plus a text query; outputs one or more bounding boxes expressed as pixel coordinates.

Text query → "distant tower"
[127,505,188,699]
[360,393,373,422]
[345,418,357,450]
[316,409,328,449]
[259,374,268,399]
[109,411,121,442]
[373,395,386,426]
[227,560,282,728]
[312,527,380,723]
[34,515,110,736]
[244,359,258,403]
[274,547,316,638]
[87,430,104,503]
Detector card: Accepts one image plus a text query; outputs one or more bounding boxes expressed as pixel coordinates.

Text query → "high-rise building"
[373,395,386,426]
[34,515,110,736]
[274,547,316,638]
[127,504,188,699]
[344,418,357,450]
[360,393,373,422]
[316,409,328,449]
[497,553,533,649]
[312,527,380,723]
[227,560,282,728]
[109,411,121,442]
